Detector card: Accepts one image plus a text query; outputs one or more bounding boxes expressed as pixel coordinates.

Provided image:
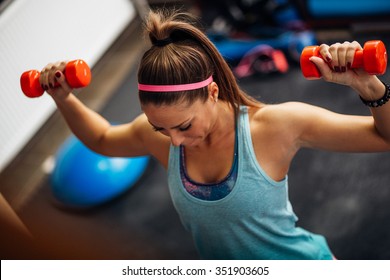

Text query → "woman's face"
[142,97,217,147]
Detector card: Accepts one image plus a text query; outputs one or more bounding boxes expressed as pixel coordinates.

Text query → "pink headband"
[138,75,213,92]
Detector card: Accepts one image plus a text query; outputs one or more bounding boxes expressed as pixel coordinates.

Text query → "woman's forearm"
[53,93,111,152]
[353,76,390,143]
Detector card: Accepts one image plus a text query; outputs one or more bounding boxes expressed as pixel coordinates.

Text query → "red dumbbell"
[300,40,387,80]
[20,59,91,98]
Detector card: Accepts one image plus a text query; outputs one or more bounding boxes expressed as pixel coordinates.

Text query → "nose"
[170,131,185,146]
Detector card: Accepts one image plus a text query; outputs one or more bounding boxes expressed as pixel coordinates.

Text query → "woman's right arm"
[39,62,169,163]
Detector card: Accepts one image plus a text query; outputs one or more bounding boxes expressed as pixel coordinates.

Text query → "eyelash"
[152,123,192,132]
[179,123,192,131]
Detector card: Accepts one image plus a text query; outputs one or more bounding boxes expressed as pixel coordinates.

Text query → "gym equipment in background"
[50,135,149,208]
[300,40,387,79]
[210,29,317,65]
[20,59,91,98]
[234,44,289,78]
[307,0,390,18]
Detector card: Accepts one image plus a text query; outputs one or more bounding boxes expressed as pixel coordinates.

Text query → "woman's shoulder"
[247,101,311,125]
[246,101,323,143]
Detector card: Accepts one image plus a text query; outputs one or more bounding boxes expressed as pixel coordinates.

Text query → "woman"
[39,9,390,259]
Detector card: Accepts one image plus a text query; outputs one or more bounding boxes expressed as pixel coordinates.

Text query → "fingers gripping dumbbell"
[300,40,387,79]
[20,59,91,97]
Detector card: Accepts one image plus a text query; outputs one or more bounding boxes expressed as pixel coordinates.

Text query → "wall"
[0,0,135,172]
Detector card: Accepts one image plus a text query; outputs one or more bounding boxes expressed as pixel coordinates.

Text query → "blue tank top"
[167,106,333,259]
[179,124,238,201]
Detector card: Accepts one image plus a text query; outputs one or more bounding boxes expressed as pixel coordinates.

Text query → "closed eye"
[152,125,163,132]
[149,122,191,132]
[179,123,192,131]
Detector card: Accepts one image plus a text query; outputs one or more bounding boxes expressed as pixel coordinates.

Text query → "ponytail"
[138,9,261,113]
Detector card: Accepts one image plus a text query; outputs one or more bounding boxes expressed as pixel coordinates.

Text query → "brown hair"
[138,9,261,114]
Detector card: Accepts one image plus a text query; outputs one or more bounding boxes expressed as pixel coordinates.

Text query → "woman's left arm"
[310,41,390,144]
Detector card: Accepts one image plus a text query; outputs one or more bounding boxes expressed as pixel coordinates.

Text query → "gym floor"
[2,3,390,260]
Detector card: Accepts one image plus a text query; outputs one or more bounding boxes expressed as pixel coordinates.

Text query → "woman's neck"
[203,101,236,148]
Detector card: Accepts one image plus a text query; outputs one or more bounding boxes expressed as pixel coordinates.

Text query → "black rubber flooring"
[11,35,390,260]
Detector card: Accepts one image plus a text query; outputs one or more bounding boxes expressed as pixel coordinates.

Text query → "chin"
[180,139,193,147]
[185,137,204,147]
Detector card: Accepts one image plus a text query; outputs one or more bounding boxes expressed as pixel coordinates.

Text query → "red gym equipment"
[20,59,91,98]
[300,40,387,79]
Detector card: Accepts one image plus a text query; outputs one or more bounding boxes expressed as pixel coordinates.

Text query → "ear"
[208,82,219,102]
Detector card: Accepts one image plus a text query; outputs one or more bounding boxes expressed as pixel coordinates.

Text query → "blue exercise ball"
[50,136,149,207]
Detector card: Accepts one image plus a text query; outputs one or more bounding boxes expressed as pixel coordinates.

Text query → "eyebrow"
[148,118,191,130]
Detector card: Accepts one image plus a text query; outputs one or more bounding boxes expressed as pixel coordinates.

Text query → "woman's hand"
[309,41,374,88]
[39,61,73,100]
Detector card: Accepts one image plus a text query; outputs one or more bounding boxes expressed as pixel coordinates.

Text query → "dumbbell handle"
[20,59,91,98]
[300,40,387,79]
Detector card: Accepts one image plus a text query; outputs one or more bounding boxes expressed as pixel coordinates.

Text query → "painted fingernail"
[55,71,61,78]
[49,83,54,89]
[347,62,351,69]
[326,56,332,62]
[341,66,346,72]
[334,66,340,72]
